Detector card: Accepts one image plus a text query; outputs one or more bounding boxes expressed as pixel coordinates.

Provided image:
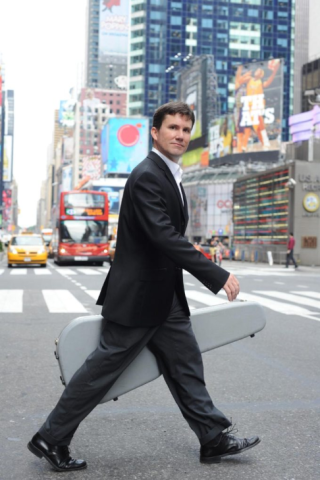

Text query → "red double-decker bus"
[53,190,109,266]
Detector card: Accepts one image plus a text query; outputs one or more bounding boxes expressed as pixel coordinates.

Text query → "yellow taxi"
[7,234,48,268]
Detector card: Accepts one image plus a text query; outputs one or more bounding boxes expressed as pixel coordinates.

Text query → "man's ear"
[151,127,158,142]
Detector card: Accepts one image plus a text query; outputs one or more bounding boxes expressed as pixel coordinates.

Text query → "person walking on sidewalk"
[286,232,298,269]
[27,102,260,473]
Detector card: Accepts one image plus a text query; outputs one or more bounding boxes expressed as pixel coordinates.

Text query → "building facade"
[301,58,320,113]
[128,0,296,141]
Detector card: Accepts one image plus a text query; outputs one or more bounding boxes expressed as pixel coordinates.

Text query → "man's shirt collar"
[152,147,183,184]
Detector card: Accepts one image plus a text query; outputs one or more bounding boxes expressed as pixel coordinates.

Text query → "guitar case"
[54,301,266,404]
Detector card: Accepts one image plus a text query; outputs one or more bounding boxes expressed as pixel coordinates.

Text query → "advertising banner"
[62,136,74,164]
[59,100,75,127]
[101,117,149,174]
[3,135,13,182]
[178,55,217,168]
[209,59,284,166]
[61,165,73,192]
[289,105,320,142]
[99,0,129,60]
[233,59,283,154]
[82,155,102,180]
[2,189,12,223]
[81,88,103,130]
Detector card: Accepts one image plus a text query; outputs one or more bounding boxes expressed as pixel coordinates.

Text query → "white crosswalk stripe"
[0,290,23,312]
[77,268,102,275]
[291,291,320,300]
[0,269,4,275]
[11,269,27,275]
[253,291,320,310]
[56,268,77,276]
[42,290,87,313]
[86,290,100,301]
[33,269,52,275]
[185,290,227,306]
[235,292,316,317]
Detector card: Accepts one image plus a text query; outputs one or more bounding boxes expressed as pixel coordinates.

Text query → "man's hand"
[223,273,240,302]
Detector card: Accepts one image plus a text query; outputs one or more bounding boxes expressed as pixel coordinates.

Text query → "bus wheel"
[41,264,47,268]
[8,263,12,268]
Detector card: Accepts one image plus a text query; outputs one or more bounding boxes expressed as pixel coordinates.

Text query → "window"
[217,20,228,29]
[171,16,182,25]
[277,38,288,48]
[277,25,288,32]
[218,7,228,16]
[202,18,213,28]
[263,10,273,19]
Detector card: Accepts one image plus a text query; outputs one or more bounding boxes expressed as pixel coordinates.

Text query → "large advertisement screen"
[3,135,13,182]
[101,117,149,174]
[210,59,284,166]
[178,55,218,168]
[82,156,102,180]
[59,100,75,127]
[61,165,73,192]
[99,0,129,60]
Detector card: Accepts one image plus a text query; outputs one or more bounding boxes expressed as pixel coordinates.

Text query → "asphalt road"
[0,258,319,480]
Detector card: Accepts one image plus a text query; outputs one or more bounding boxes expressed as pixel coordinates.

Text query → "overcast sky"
[0,0,87,227]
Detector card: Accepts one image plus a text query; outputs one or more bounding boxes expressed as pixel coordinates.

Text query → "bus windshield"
[60,220,108,244]
[64,193,105,208]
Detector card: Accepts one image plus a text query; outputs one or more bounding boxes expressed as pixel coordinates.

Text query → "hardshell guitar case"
[54,301,266,404]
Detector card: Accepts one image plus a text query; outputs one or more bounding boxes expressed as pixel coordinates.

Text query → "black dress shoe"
[27,433,87,472]
[200,430,261,464]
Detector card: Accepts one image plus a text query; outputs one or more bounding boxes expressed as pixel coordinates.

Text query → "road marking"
[77,268,102,275]
[185,290,227,306]
[11,269,27,275]
[185,282,195,286]
[274,281,285,285]
[42,290,87,313]
[297,285,308,288]
[98,268,109,274]
[0,269,4,275]
[33,269,52,275]
[253,291,320,310]
[183,271,190,275]
[0,290,23,312]
[291,291,320,301]
[239,292,315,316]
[86,290,100,300]
[56,268,77,276]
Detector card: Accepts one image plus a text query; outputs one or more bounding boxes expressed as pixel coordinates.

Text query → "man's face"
[151,114,193,162]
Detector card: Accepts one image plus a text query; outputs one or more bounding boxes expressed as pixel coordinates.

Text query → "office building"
[128,0,296,141]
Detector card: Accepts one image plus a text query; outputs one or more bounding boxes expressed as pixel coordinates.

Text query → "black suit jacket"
[96,151,230,327]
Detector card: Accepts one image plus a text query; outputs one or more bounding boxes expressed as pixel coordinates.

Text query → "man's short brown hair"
[152,101,195,130]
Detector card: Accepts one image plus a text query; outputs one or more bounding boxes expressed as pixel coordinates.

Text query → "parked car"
[109,240,116,264]
[7,234,48,268]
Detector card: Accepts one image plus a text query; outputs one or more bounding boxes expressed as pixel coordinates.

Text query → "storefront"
[233,161,320,265]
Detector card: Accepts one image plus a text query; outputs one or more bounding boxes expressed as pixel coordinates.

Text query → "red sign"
[217,199,232,209]
[104,0,120,10]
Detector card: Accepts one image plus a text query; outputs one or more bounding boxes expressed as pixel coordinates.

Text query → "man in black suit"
[28,102,260,472]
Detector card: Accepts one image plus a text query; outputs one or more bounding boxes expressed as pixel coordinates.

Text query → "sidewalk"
[219,259,320,273]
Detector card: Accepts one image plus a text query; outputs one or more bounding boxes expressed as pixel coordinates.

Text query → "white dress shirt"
[152,148,184,205]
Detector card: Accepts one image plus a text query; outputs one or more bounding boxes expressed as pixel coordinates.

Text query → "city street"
[0,259,319,479]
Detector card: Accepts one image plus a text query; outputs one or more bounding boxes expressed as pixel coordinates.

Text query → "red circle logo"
[117,124,140,147]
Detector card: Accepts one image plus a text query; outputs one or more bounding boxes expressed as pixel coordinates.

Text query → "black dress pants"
[39,293,231,447]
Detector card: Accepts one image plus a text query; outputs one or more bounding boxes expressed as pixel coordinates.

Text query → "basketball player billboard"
[233,58,283,155]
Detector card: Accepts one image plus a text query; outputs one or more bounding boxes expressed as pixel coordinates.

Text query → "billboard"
[3,135,13,182]
[99,0,129,59]
[82,155,102,180]
[177,55,218,168]
[59,100,75,127]
[81,88,104,130]
[210,59,284,166]
[101,117,149,174]
[2,189,12,223]
[62,136,74,164]
[61,165,73,192]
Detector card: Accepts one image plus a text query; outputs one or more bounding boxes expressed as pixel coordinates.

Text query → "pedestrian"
[28,102,260,472]
[286,232,298,269]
